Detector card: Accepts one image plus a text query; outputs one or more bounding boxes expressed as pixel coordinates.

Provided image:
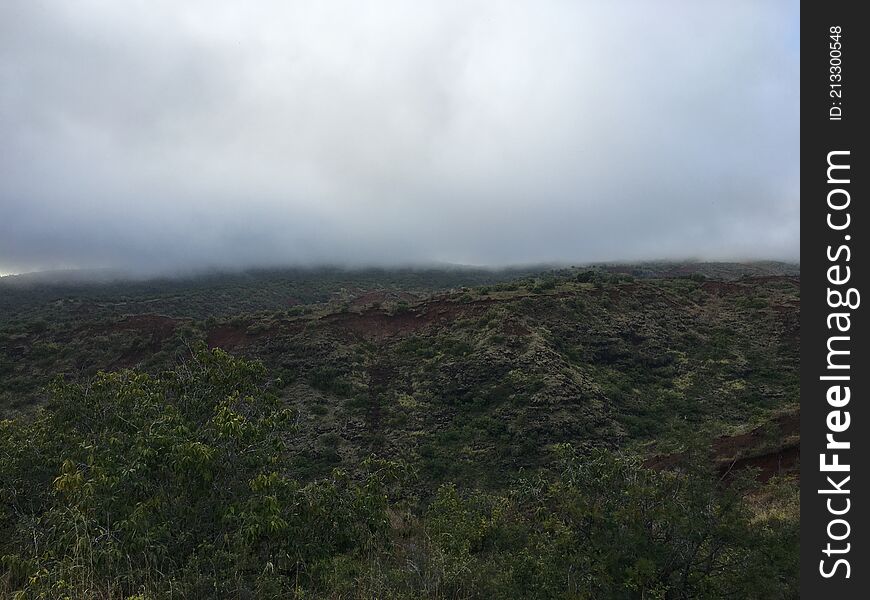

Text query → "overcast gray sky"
[1,0,799,275]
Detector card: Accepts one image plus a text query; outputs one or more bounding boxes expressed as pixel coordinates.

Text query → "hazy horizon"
[1,1,799,275]
[0,259,801,284]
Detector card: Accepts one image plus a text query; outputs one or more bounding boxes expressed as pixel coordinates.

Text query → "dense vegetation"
[0,266,554,322]
[0,263,800,597]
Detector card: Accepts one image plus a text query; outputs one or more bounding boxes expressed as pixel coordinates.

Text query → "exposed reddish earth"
[713,411,799,482]
[645,411,800,483]
[207,325,260,350]
[712,411,798,458]
[319,297,500,340]
[320,310,428,339]
[110,314,180,337]
[719,445,799,483]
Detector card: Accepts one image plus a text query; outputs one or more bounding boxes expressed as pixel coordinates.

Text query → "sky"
[0,0,799,276]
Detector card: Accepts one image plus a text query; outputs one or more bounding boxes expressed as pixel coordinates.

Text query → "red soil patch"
[712,411,798,459]
[207,325,260,350]
[719,445,800,484]
[418,298,493,323]
[321,310,428,339]
[645,411,800,484]
[109,314,180,336]
[321,297,498,340]
[714,411,799,483]
[207,320,305,350]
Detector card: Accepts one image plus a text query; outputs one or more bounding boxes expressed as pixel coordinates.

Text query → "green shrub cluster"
[0,348,390,598]
[1,349,797,599]
[415,447,796,599]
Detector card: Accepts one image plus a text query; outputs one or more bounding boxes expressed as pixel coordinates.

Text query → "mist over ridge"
[1,1,799,275]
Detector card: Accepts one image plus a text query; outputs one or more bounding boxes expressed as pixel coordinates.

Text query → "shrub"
[420,447,798,599]
[0,347,391,598]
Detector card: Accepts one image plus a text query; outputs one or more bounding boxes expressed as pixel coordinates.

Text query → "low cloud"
[0,0,799,274]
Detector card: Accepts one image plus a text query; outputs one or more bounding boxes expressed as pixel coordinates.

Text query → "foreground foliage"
[2,350,797,598]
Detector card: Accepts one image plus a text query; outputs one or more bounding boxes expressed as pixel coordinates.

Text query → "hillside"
[0,263,800,598]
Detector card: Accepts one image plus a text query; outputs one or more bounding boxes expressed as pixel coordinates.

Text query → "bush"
[308,365,354,396]
[0,346,392,598]
[420,447,798,599]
